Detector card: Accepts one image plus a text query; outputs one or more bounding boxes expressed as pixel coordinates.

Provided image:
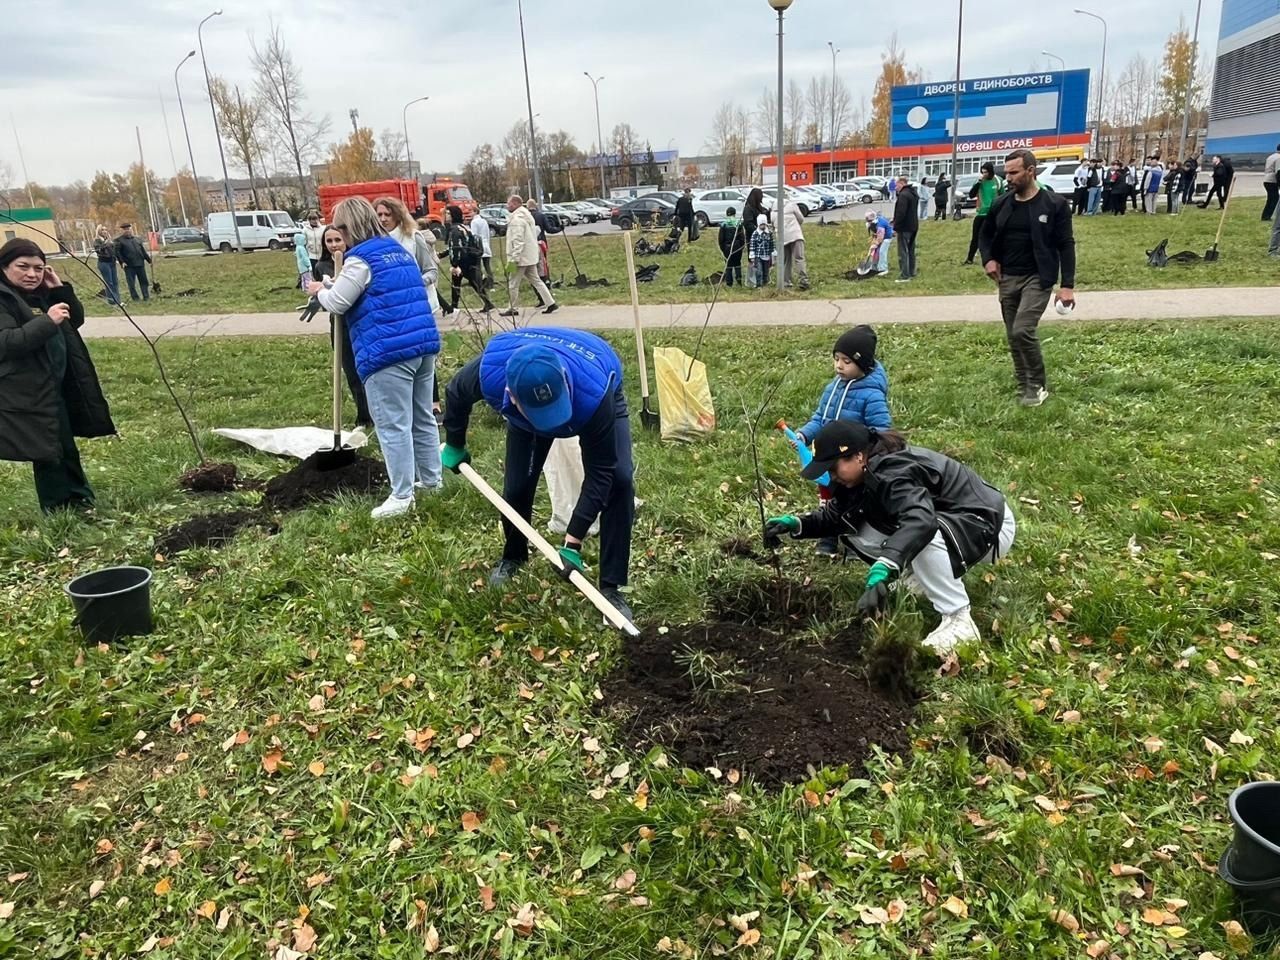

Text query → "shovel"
[455,461,639,636]
[315,251,357,471]
[1204,180,1234,263]
[623,231,659,430]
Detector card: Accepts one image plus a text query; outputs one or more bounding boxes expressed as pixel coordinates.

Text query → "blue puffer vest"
[344,235,439,381]
[478,327,622,437]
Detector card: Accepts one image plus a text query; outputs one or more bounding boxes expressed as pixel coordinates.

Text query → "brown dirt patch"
[262,452,388,511]
[602,617,915,786]
[178,461,238,493]
[155,510,279,555]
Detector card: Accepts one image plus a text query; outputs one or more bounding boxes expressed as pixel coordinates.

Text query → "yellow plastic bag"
[653,346,716,442]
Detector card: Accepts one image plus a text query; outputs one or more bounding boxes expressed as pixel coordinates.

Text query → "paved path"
[79,286,1277,341]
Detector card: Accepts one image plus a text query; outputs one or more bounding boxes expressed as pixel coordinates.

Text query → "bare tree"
[785,78,805,151]
[209,77,265,208]
[831,76,853,147]
[378,129,407,166]
[706,102,754,186]
[806,77,830,146]
[754,87,778,154]
[251,21,330,205]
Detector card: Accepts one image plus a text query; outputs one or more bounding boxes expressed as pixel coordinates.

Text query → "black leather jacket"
[795,446,1007,578]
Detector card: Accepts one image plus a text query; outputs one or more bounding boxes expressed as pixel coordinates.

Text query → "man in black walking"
[1180,156,1199,207]
[673,187,696,241]
[979,149,1075,408]
[1200,155,1233,209]
[114,224,152,302]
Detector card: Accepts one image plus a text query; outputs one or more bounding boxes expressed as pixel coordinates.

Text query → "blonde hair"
[374,196,416,237]
[96,225,109,239]
[331,197,386,247]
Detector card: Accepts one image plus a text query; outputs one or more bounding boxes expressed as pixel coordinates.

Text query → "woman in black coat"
[741,187,771,243]
[311,227,372,427]
[0,239,115,512]
[932,174,950,220]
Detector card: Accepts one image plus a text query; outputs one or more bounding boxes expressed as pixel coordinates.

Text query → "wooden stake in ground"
[456,461,640,636]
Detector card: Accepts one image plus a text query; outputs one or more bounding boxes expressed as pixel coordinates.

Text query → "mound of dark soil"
[155,509,279,554]
[179,461,239,493]
[709,570,838,627]
[262,452,387,511]
[602,620,914,785]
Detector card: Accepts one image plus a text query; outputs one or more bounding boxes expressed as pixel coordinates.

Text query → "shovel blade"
[1204,247,1220,263]
[313,445,358,471]
[640,400,659,430]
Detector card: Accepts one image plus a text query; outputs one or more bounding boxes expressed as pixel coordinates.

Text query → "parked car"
[831,182,880,204]
[691,187,748,227]
[610,196,675,230]
[637,191,682,207]
[793,186,836,211]
[205,210,298,252]
[478,205,509,236]
[1037,161,1079,197]
[542,202,581,226]
[564,201,602,222]
[162,226,204,245]
[580,199,616,220]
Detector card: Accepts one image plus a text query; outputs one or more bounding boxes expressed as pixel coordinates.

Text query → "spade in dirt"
[314,251,357,471]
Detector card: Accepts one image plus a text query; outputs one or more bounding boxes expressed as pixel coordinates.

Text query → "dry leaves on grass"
[221,729,250,752]
[460,811,482,833]
[261,748,285,774]
[1049,909,1079,933]
[941,895,968,918]
[194,900,217,920]
[293,923,317,952]
[613,869,637,892]
[88,880,106,899]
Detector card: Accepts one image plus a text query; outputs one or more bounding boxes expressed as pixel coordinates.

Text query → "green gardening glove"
[557,545,585,581]
[441,443,470,474]
[763,516,800,539]
[865,561,896,589]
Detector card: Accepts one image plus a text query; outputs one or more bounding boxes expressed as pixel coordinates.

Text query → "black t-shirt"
[997,197,1038,278]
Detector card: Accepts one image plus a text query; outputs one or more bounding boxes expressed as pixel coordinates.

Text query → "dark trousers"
[1203,183,1228,208]
[450,261,494,310]
[1181,177,1197,206]
[97,260,120,303]
[966,215,985,262]
[332,316,371,426]
[1072,187,1088,215]
[34,400,95,512]
[897,231,917,278]
[123,264,149,300]
[724,254,742,286]
[1262,182,1278,221]
[480,255,494,286]
[997,274,1052,392]
[1129,184,1139,209]
[501,387,634,588]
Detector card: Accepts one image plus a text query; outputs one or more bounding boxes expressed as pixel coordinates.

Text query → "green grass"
[3,320,1280,958]
[79,198,1277,317]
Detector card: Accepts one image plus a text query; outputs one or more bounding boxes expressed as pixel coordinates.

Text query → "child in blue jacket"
[793,324,892,555]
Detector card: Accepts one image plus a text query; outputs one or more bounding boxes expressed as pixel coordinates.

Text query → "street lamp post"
[583,73,607,198]
[174,51,207,227]
[517,0,544,204]
[768,0,792,295]
[1176,0,1203,162]
[1042,51,1065,148]
[402,96,429,183]
[1074,8,1107,157]
[947,0,964,208]
[827,42,840,184]
[198,9,242,252]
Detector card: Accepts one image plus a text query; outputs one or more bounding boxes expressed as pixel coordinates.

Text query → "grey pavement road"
[79,286,1278,342]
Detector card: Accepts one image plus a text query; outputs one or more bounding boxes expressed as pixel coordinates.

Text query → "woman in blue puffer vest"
[308,197,441,520]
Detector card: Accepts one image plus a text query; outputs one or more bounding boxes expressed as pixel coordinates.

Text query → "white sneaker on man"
[923,607,980,655]
[371,495,415,519]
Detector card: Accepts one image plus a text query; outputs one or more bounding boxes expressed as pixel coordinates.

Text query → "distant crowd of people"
[1065,154,1236,217]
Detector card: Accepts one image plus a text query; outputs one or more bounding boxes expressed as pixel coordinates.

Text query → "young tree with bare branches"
[250,21,329,207]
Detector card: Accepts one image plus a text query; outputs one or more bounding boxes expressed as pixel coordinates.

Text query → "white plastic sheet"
[212,426,370,460]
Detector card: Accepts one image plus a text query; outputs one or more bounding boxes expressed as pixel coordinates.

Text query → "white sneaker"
[923,608,980,655]
[371,495,415,519]
[414,482,442,496]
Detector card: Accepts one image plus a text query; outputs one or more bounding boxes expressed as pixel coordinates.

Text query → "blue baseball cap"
[506,345,571,432]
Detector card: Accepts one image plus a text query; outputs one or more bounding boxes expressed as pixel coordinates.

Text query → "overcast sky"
[3,0,1222,187]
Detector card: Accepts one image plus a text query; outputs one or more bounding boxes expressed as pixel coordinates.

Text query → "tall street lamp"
[174,50,206,226]
[1176,0,1203,163]
[827,42,840,184]
[402,96,429,183]
[583,73,607,198]
[947,0,965,203]
[1074,8,1107,157]
[198,9,242,252]
[768,0,792,295]
[1042,51,1065,148]
[517,0,544,203]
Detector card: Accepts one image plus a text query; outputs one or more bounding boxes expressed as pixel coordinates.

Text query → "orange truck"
[317,178,479,238]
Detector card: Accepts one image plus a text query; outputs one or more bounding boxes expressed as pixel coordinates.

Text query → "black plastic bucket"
[1220,782,1280,931]
[64,566,154,643]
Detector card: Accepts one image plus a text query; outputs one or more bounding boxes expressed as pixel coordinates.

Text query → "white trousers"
[543,437,599,537]
[845,505,1016,615]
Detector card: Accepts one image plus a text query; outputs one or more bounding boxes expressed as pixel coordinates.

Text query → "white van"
[205,210,298,252]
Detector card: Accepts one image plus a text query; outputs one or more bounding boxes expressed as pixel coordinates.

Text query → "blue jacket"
[344,235,439,381]
[798,362,892,441]
[293,233,310,275]
[870,215,894,241]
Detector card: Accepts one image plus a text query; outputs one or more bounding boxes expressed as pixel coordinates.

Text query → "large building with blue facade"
[1205,0,1280,166]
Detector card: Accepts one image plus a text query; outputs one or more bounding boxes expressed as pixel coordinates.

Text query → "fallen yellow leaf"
[460,811,481,832]
[308,760,325,777]
[941,895,968,918]
[153,877,172,896]
[736,928,761,947]
[195,900,217,920]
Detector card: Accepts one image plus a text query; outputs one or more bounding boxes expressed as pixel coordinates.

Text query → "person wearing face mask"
[0,239,115,513]
[765,420,1016,655]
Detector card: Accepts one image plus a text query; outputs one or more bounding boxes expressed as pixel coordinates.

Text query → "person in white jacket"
[780,200,809,290]
[302,212,326,267]
[470,211,494,288]
[500,194,557,317]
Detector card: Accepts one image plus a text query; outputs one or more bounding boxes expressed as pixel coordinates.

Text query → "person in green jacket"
[963,162,1003,265]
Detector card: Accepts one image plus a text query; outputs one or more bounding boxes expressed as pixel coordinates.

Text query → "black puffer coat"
[0,279,115,462]
[795,445,1007,577]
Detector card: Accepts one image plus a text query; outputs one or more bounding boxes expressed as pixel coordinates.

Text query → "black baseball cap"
[802,420,875,481]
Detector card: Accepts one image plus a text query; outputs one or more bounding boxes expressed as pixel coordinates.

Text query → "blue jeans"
[751,259,770,287]
[876,241,890,273]
[501,386,634,588]
[1087,186,1101,215]
[97,260,120,303]
[364,353,442,499]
